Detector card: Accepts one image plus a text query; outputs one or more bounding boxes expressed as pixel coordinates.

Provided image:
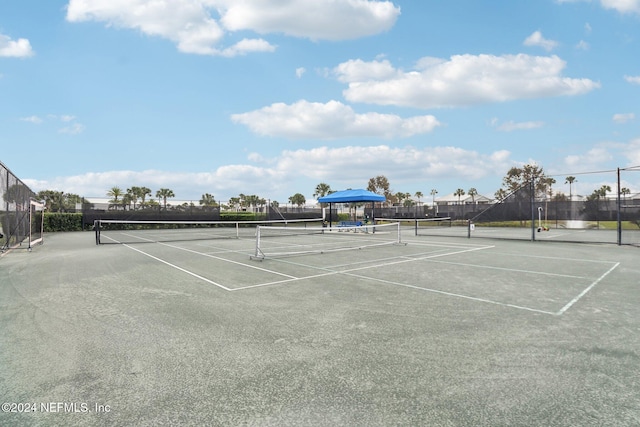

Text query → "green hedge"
[43,213,84,232]
[219,212,266,221]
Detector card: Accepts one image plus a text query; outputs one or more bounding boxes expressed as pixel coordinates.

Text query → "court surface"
[1,229,639,426]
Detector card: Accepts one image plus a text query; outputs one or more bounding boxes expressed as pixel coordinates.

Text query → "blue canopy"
[318,189,385,203]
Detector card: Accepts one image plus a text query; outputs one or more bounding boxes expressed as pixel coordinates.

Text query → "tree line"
[32,164,631,213]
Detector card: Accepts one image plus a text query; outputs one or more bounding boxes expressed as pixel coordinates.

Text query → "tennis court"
[1,226,639,426]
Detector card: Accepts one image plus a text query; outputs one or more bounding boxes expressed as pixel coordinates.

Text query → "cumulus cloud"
[557,0,640,14]
[564,146,614,171]
[624,75,640,85]
[20,115,43,124]
[576,40,590,50]
[65,0,400,56]
[59,123,85,135]
[523,31,559,51]
[0,33,34,57]
[19,113,85,133]
[335,54,600,109]
[219,0,400,40]
[276,146,512,183]
[600,0,640,14]
[24,145,512,200]
[624,138,640,165]
[492,119,545,132]
[613,113,635,124]
[231,100,441,139]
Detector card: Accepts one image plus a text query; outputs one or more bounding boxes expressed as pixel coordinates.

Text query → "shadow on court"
[1,231,639,426]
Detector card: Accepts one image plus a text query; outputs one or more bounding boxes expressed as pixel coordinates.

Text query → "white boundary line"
[110,234,621,316]
[340,272,557,316]
[555,262,620,315]
[121,243,233,291]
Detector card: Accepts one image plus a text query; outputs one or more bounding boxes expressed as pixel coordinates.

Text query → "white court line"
[555,262,620,315]
[105,234,300,289]
[106,233,620,316]
[158,242,298,280]
[421,259,589,280]
[336,245,495,274]
[121,243,233,291]
[340,271,557,316]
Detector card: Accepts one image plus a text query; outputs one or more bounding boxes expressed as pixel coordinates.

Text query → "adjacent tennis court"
[1,227,639,426]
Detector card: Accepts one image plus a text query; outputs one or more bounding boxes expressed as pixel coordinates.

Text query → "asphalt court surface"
[2,230,639,426]
[104,229,621,316]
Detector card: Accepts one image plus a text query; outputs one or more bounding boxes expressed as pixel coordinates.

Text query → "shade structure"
[317,189,385,226]
[317,189,385,204]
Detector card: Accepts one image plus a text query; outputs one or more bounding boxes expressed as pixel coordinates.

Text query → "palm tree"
[467,188,478,204]
[313,183,332,203]
[122,193,133,211]
[138,186,152,208]
[199,193,217,210]
[541,178,556,226]
[454,188,465,219]
[156,188,175,210]
[288,193,306,207]
[542,178,556,200]
[621,187,631,206]
[598,185,612,212]
[414,191,423,206]
[565,176,576,201]
[107,186,123,210]
[126,186,140,210]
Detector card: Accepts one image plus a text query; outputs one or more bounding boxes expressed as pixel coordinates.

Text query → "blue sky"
[1,0,639,204]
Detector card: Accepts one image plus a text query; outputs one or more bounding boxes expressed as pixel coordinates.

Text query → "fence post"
[617,168,622,245]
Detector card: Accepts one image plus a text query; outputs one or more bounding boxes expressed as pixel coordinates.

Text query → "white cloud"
[59,123,86,135]
[0,33,34,58]
[523,31,559,51]
[220,0,400,40]
[276,146,512,183]
[24,145,512,200]
[624,138,640,165]
[231,100,441,139]
[564,146,614,171]
[66,0,400,56]
[624,75,640,84]
[558,0,640,14]
[613,113,635,123]
[336,54,600,109]
[600,0,640,14]
[493,120,545,132]
[333,58,399,83]
[19,114,85,131]
[576,40,590,50]
[20,115,43,124]
[295,67,306,78]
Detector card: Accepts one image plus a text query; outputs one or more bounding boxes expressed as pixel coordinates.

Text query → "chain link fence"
[1,161,41,251]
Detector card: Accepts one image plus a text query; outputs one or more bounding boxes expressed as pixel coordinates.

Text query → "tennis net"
[94,218,324,245]
[251,221,403,259]
[379,217,452,236]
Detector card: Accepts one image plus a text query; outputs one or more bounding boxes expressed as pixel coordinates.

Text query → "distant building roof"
[435,193,492,205]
